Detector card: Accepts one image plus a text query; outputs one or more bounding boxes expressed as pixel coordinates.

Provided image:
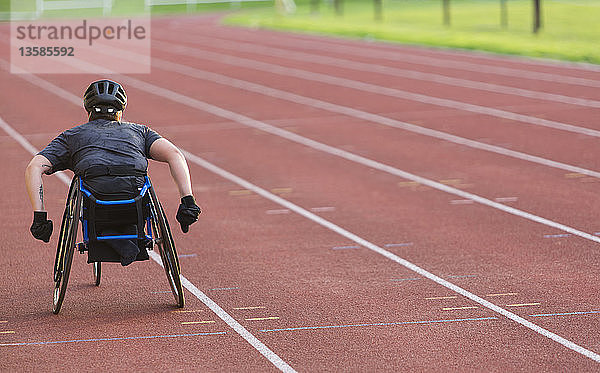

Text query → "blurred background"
[1,0,598,65]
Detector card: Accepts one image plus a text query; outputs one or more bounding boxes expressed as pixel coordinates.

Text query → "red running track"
[0,14,599,372]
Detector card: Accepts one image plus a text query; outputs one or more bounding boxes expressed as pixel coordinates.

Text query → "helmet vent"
[83,79,127,113]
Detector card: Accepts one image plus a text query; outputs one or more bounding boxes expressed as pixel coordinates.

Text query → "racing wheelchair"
[52,175,184,314]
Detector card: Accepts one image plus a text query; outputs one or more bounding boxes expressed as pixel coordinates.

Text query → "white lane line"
[187,27,600,88]
[119,75,600,244]
[149,251,295,373]
[3,57,600,182]
[3,61,600,361]
[181,150,600,363]
[155,34,600,108]
[2,61,599,245]
[201,24,600,73]
[0,115,296,373]
[151,41,600,138]
[0,117,71,185]
[8,40,597,360]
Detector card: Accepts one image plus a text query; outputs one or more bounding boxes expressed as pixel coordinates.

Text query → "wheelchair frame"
[52,176,185,314]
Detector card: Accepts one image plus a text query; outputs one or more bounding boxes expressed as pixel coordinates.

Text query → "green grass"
[0,0,270,20]
[223,0,600,64]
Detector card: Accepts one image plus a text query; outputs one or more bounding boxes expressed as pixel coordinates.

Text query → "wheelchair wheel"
[52,177,82,314]
[92,262,101,286]
[149,187,184,308]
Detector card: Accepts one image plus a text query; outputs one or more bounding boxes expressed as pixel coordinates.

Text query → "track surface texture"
[1,14,600,372]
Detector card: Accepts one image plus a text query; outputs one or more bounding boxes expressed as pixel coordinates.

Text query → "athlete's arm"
[149,138,200,233]
[149,138,193,198]
[25,154,54,242]
[25,154,53,211]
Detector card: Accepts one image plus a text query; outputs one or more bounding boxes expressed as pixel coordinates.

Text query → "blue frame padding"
[80,177,154,243]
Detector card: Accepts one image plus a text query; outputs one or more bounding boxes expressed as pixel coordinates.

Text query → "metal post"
[533,0,541,33]
[500,0,507,29]
[374,0,382,21]
[104,0,112,16]
[443,0,450,26]
[334,0,342,15]
[36,0,44,18]
[310,0,319,14]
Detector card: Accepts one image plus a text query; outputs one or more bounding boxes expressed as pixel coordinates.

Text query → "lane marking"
[565,173,587,179]
[530,311,600,317]
[0,331,15,334]
[156,33,600,108]
[5,58,600,196]
[160,30,600,87]
[133,53,600,181]
[495,197,518,203]
[450,199,475,205]
[0,332,226,347]
[384,242,414,247]
[310,207,336,212]
[246,317,280,321]
[507,303,542,307]
[0,321,7,323]
[4,62,600,247]
[172,310,205,313]
[266,209,291,215]
[544,234,571,238]
[271,187,293,194]
[252,32,600,85]
[443,306,479,311]
[487,293,518,297]
[208,287,239,291]
[425,296,458,300]
[332,245,360,250]
[180,151,600,362]
[229,189,253,196]
[181,321,216,325]
[0,115,296,373]
[178,254,198,258]
[52,64,600,248]
[3,70,599,363]
[151,291,172,294]
[149,41,600,138]
[234,306,266,310]
[23,39,597,186]
[151,252,297,373]
[259,317,498,332]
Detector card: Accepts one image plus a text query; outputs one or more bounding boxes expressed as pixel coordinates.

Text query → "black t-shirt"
[39,119,162,199]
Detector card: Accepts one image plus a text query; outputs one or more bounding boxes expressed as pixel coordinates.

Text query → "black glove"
[176,195,201,233]
[30,211,53,243]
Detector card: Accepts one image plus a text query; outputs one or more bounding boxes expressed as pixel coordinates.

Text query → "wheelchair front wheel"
[92,262,101,286]
[53,177,81,314]
[149,187,184,308]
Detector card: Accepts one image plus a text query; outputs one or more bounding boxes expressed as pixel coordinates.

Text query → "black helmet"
[83,79,127,113]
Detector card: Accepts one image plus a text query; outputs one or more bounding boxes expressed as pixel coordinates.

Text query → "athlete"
[25,79,201,265]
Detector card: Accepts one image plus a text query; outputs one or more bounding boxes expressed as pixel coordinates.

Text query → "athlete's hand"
[30,211,53,242]
[176,195,201,233]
